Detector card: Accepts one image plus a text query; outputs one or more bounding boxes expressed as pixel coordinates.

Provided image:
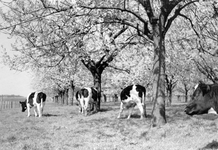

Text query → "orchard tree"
[164,1,218,102]
[78,25,130,110]
[0,0,133,111]
[80,0,212,126]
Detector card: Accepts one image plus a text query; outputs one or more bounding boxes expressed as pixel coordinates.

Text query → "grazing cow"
[75,87,97,116]
[117,84,146,119]
[185,82,218,116]
[20,92,46,117]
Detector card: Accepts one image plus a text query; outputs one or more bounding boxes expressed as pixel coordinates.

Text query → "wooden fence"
[0,99,21,110]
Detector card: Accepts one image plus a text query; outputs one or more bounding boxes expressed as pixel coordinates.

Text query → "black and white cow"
[20,92,46,117]
[75,87,97,116]
[117,84,146,119]
[185,82,218,116]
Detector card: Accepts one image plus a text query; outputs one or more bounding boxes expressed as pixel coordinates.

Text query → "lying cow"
[185,82,218,115]
[20,92,46,117]
[75,87,97,116]
[117,84,146,119]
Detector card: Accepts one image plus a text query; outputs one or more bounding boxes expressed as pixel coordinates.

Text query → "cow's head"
[19,101,27,112]
[185,83,215,115]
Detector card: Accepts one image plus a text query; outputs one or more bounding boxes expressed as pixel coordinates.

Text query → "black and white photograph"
[0,0,218,149]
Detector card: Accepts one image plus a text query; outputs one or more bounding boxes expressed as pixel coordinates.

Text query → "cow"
[117,84,146,119]
[185,82,218,116]
[19,92,46,117]
[75,87,97,116]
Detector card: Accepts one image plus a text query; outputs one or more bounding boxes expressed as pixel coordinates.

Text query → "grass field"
[0,102,218,150]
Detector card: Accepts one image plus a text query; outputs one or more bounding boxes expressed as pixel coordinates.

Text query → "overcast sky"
[0,33,33,97]
[0,1,32,96]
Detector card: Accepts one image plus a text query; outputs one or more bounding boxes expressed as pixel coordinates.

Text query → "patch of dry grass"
[0,102,218,150]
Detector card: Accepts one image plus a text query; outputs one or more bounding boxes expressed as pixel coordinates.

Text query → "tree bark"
[68,80,75,105]
[92,72,102,111]
[64,88,68,105]
[151,18,167,127]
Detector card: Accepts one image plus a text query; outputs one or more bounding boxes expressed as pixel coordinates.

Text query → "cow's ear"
[19,101,22,104]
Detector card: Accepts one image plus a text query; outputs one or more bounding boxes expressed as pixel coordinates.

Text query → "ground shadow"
[118,114,153,119]
[193,114,218,120]
[43,113,59,117]
[99,107,113,112]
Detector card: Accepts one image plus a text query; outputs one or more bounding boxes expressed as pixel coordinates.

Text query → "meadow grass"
[0,102,218,150]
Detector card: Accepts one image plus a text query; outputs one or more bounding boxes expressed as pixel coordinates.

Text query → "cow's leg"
[77,98,82,113]
[27,104,31,117]
[92,101,97,113]
[38,106,42,117]
[79,104,82,113]
[84,98,89,116]
[142,103,147,117]
[41,102,45,114]
[136,102,145,119]
[38,102,44,117]
[34,105,38,117]
[127,106,134,119]
[117,102,124,119]
[88,102,97,115]
[79,98,85,114]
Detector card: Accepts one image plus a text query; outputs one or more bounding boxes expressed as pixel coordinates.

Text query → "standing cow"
[76,87,97,116]
[185,82,218,115]
[117,84,146,119]
[20,92,46,117]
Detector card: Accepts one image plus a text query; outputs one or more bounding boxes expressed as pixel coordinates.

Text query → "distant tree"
[165,74,177,106]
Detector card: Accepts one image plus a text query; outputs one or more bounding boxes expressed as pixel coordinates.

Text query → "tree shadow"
[43,113,59,117]
[99,107,113,112]
[118,114,153,119]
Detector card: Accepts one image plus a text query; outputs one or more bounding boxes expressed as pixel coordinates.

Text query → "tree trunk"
[92,72,102,111]
[185,90,188,102]
[64,88,68,105]
[61,91,64,105]
[151,20,167,127]
[68,80,75,105]
[168,90,172,105]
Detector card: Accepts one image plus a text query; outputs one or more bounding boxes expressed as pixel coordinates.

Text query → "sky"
[0,1,33,97]
[0,33,33,97]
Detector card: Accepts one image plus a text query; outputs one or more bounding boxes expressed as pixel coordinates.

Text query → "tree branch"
[164,0,199,35]
[80,5,147,25]
[108,64,130,74]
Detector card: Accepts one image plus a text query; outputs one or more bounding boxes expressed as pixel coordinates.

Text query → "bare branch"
[164,0,199,35]
[80,5,147,26]
[108,64,130,74]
